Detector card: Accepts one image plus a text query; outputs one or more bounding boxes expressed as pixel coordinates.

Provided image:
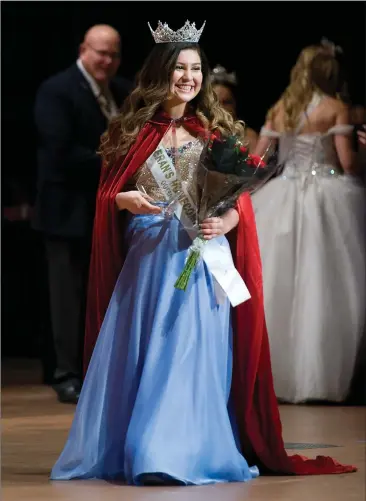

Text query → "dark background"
[2,1,366,363]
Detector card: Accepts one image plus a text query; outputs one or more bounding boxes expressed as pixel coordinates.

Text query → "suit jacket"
[33,63,132,238]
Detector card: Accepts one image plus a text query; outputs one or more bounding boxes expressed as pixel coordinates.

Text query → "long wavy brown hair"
[100,42,246,166]
[267,43,347,131]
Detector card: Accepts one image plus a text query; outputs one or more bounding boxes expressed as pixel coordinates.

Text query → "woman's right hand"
[115,191,162,215]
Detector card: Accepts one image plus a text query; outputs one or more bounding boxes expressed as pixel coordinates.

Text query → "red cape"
[84,110,356,476]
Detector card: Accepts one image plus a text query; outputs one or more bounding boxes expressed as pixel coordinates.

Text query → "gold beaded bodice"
[133,138,204,201]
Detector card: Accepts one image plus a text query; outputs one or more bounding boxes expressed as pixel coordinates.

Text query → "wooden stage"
[2,359,365,501]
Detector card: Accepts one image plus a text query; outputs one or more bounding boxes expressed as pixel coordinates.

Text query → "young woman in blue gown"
[50,22,357,486]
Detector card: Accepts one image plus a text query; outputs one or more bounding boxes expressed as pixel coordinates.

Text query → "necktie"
[97,89,112,119]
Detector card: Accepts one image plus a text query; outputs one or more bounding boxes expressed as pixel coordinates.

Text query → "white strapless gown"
[252,124,365,403]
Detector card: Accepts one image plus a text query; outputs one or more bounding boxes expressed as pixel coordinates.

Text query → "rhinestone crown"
[210,65,237,86]
[320,37,343,56]
[148,20,206,44]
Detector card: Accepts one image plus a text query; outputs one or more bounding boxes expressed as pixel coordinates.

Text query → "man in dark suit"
[33,24,131,403]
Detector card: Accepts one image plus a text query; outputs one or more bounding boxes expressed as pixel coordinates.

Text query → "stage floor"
[2,359,365,501]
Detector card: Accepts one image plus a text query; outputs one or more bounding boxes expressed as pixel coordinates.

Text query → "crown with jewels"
[210,65,238,86]
[148,20,206,44]
[320,37,343,56]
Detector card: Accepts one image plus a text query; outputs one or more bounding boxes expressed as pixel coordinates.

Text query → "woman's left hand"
[357,125,366,148]
[200,217,226,240]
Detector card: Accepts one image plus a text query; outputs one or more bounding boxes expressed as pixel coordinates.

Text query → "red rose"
[247,154,266,168]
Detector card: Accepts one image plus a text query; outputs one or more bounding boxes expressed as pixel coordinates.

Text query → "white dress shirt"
[76,58,119,121]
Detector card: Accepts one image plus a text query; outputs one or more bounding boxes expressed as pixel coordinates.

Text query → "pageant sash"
[144,144,251,307]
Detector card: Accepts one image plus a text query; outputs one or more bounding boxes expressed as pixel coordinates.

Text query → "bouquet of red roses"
[174,133,276,292]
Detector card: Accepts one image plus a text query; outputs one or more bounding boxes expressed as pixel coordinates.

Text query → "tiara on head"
[210,65,238,86]
[148,20,206,44]
[320,37,343,56]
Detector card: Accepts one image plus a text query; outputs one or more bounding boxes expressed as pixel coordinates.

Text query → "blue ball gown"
[50,143,259,486]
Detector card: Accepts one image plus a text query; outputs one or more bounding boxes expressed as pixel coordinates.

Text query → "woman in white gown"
[251,41,365,403]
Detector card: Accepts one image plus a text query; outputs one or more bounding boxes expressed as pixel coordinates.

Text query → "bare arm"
[221,208,239,233]
[357,125,366,147]
[253,120,278,158]
[115,191,162,214]
[333,106,357,174]
[357,125,366,175]
[200,208,239,240]
[246,127,259,153]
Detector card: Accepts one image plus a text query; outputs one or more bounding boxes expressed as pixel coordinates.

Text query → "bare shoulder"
[318,97,351,128]
[333,100,351,124]
[323,96,349,114]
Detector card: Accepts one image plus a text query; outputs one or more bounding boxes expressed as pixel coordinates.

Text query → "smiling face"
[168,49,203,105]
[80,25,121,85]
